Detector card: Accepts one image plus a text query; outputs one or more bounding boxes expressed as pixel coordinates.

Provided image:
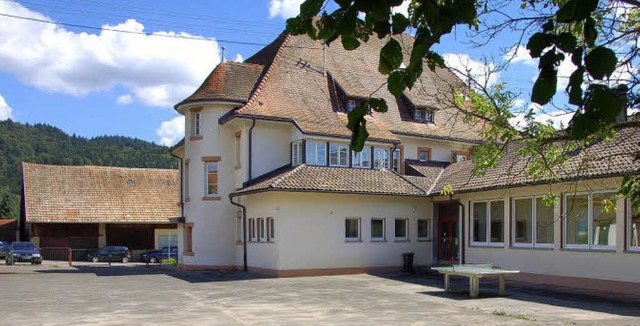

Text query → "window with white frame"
[392,148,401,173]
[471,200,505,246]
[413,108,434,123]
[628,200,639,250]
[345,217,361,241]
[291,140,303,166]
[564,191,617,249]
[329,143,349,167]
[192,112,201,136]
[248,218,256,242]
[204,162,218,196]
[417,219,430,241]
[257,218,266,242]
[394,218,408,241]
[352,147,371,168]
[512,197,554,247]
[373,147,389,170]
[371,218,385,241]
[267,217,275,242]
[306,141,326,166]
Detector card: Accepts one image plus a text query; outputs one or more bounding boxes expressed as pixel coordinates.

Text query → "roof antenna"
[221,46,226,63]
[322,41,326,76]
[466,68,472,88]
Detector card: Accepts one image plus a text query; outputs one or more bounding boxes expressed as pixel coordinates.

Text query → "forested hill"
[0,119,179,219]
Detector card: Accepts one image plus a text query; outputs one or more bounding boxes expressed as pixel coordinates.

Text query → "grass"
[492,310,532,320]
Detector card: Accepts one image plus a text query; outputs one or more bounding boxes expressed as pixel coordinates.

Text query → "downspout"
[229,195,248,272]
[248,118,257,180]
[169,152,184,267]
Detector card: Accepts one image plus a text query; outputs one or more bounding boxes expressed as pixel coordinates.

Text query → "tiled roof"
[22,163,180,224]
[175,61,265,109]
[405,160,448,178]
[432,127,640,194]
[233,164,427,197]
[214,32,483,143]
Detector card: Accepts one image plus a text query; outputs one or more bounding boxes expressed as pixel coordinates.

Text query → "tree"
[287,0,640,208]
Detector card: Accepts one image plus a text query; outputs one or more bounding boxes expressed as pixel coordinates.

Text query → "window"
[204,162,218,196]
[248,218,256,242]
[306,141,326,166]
[183,223,194,255]
[184,161,190,201]
[373,147,389,170]
[346,99,357,112]
[628,200,640,251]
[471,200,505,246]
[267,217,275,242]
[418,147,431,162]
[235,131,241,169]
[451,150,470,163]
[564,191,617,249]
[192,112,201,136]
[352,147,371,168]
[392,148,401,173]
[329,143,349,167]
[417,219,430,241]
[258,218,266,242]
[413,108,434,123]
[292,140,303,166]
[371,218,386,241]
[345,218,361,241]
[394,218,408,241]
[512,197,554,248]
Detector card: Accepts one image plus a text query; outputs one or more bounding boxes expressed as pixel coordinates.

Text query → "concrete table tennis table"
[432,264,520,298]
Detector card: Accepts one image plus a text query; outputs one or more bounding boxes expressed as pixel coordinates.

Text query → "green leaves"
[556,0,599,23]
[346,104,369,152]
[341,34,360,50]
[379,38,403,74]
[585,46,617,80]
[391,13,410,34]
[527,33,550,58]
[388,70,405,96]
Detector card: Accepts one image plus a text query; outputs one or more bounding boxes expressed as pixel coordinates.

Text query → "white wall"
[399,136,472,162]
[437,178,640,283]
[245,192,434,271]
[252,121,294,178]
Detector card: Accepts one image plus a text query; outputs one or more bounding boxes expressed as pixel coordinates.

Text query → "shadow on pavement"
[372,272,640,318]
[35,264,272,283]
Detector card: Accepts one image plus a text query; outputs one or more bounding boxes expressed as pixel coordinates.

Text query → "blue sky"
[0,0,549,146]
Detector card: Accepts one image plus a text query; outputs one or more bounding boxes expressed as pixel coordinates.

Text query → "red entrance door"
[437,203,459,263]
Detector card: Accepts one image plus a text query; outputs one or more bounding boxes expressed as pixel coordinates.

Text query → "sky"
[0,0,564,146]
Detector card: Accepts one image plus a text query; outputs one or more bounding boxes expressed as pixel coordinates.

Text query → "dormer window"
[414,108,434,123]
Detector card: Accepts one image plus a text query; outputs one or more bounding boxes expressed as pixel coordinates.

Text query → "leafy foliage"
[0,120,178,219]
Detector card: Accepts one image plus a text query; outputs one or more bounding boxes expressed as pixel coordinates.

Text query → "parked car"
[87,246,131,263]
[0,241,9,259]
[5,241,42,265]
[140,246,177,263]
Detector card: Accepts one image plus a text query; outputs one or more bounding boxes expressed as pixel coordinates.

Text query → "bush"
[160,257,177,265]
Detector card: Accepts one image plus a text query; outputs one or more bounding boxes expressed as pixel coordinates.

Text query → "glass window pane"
[514,198,533,244]
[329,144,338,166]
[371,219,384,239]
[536,198,554,244]
[629,203,640,248]
[306,142,316,165]
[395,219,407,238]
[345,219,359,239]
[565,194,589,245]
[418,220,429,239]
[361,147,370,167]
[490,201,504,243]
[317,143,326,165]
[339,146,348,166]
[473,202,487,242]
[592,193,616,247]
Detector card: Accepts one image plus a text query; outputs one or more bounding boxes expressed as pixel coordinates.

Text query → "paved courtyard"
[0,262,638,325]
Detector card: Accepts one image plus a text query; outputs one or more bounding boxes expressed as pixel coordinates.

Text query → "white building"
[170,31,640,290]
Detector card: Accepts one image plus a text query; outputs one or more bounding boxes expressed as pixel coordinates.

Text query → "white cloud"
[0,94,13,120]
[0,1,219,108]
[443,53,499,89]
[268,0,304,19]
[392,1,411,17]
[509,99,573,130]
[116,94,133,105]
[505,45,536,66]
[156,116,184,146]
[234,54,243,62]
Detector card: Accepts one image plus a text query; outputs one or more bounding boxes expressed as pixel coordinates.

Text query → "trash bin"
[402,252,414,273]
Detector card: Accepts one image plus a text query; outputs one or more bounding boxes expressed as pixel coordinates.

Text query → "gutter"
[169,151,185,219]
[229,195,248,272]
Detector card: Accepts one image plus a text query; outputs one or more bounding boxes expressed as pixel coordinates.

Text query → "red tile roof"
[22,163,180,223]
